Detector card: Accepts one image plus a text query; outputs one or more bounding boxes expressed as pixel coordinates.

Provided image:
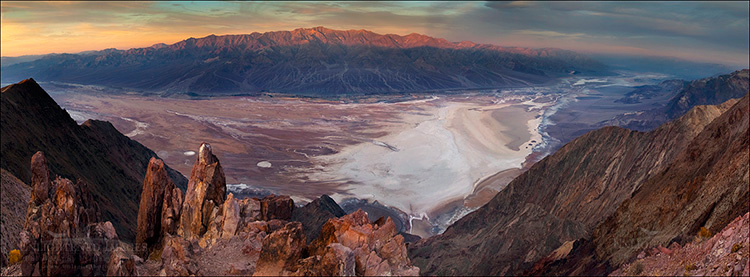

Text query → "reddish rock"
[161,186,183,236]
[179,143,227,240]
[136,158,176,258]
[29,151,51,205]
[291,194,347,243]
[20,152,122,276]
[308,210,419,276]
[254,222,306,276]
[106,247,136,276]
[221,193,241,238]
[238,197,262,221]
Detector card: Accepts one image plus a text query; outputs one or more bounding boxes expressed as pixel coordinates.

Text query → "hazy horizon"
[1,1,748,68]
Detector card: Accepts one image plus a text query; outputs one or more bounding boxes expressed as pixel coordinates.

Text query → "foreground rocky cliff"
[133,143,419,276]
[17,151,135,276]
[410,91,748,275]
[1,79,187,241]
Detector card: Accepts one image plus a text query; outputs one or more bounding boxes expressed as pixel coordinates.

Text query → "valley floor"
[43,72,670,237]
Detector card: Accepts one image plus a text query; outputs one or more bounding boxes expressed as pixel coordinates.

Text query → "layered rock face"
[19,151,135,276]
[409,94,743,275]
[1,79,187,241]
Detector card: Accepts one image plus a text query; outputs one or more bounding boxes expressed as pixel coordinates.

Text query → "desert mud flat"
[51,88,552,237]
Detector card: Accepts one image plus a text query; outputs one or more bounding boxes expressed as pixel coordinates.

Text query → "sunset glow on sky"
[1,1,748,67]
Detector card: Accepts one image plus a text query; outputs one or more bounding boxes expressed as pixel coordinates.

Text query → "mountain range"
[606,69,749,131]
[0,27,607,96]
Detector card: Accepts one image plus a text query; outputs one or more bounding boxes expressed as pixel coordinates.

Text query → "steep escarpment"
[528,94,748,276]
[0,79,187,241]
[594,92,749,266]
[0,27,606,96]
[0,169,30,267]
[409,94,740,275]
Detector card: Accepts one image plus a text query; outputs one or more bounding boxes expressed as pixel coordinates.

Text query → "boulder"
[254,222,306,276]
[308,209,420,276]
[239,198,262,221]
[136,158,175,258]
[179,143,227,240]
[221,193,241,238]
[106,247,136,276]
[261,195,294,221]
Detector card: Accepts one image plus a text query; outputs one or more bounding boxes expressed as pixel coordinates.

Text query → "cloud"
[0,1,747,67]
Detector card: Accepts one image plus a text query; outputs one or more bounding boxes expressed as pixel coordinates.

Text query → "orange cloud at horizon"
[1,1,747,68]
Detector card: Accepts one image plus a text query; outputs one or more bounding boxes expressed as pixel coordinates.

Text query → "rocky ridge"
[0,79,187,241]
[134,143,418,276]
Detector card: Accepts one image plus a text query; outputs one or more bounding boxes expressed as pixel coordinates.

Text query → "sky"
[1,1,748,67]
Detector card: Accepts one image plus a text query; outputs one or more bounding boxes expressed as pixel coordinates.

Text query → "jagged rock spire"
[179,143,227,240]
[136,157,181,258]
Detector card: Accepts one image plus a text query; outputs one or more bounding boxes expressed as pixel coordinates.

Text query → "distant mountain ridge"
[606,69,749,131]
[0,27,606,96]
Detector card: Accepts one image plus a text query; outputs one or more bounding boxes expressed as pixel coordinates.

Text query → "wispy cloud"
[1,1,747,67]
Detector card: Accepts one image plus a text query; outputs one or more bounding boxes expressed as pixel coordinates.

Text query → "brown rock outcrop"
[29,151,51,205]
[253,222,307,276]
[19,151,132,276]
[136,158,177,258]
[107,247,136,276]
[260,195,294,221]
[307,210,419,276]
[179,143,227,240]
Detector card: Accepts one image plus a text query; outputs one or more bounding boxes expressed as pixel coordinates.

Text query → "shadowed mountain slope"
[409,89,743,275]
[0,27,606,96]
[0,79,187,241]
[530,93,749,276]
